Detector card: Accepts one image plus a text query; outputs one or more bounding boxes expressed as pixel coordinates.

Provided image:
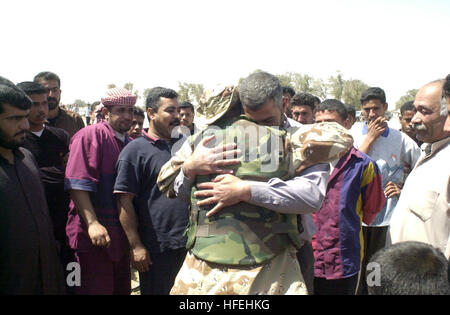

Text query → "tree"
[395,89,418,109]
[73,99,87,107]
[142,88,152,105]
[341,79,369,110]
[123,82,140,99]
[277,72,296,87]
[276,72,328,99]
[123,82,134,91]
[177,82,205,105]
[328,71,345,101]
[311,78,328,100]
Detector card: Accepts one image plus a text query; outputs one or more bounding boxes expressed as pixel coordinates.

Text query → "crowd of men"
[0,71,449,295]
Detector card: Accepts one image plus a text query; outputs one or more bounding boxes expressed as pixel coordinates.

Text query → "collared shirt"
[352,122,421,226]
[313,147,385,279]
[0,148,65,294]
[64,122,131,261]
[113,130,189,253]
[389,136,450,258]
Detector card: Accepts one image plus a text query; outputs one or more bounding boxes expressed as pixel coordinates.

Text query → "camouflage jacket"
[157,116,353,266]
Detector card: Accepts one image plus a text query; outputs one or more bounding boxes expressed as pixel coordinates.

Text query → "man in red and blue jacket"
[312,99,385,295]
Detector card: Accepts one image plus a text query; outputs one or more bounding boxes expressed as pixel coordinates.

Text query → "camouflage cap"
[196,86,237,126]
[286,122,354,175]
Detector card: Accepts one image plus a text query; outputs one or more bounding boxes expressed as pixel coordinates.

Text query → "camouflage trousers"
[170,245,308,295]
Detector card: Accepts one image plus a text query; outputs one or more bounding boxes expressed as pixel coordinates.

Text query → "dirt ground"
[130,268,140,295]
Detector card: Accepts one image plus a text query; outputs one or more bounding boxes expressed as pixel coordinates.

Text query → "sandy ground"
[131,267,141,295]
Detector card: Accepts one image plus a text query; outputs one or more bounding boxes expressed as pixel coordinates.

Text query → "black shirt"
[0,148,65,294]
[114,131,189,254]
[23,126,69,184]
[22,126,70,241]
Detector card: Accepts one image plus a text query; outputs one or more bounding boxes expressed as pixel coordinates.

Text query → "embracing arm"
[249,163,330,214]
[195,163,330,216]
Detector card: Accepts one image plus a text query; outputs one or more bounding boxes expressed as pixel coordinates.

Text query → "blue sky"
[1,0,449,109]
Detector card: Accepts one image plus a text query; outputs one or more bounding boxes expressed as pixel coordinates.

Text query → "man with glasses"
[34,71,85,138]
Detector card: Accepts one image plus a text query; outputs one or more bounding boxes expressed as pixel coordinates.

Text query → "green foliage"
[328,71,345,101]
[142,88,152,104]
[108,72,416,112]
[177,82,205,105]
[395,89,418,109]
[73,99,87,107]
[277,70,369,109]
[276,72,327,99]
[341,79,369,110]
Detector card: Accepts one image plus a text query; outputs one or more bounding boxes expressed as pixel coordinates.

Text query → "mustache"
[412,123,427,131]
[170,119,180,126]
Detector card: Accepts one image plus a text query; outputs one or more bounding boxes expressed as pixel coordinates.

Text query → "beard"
[47,96,60,110]
[0,128,25,150]
[110,119,133,134]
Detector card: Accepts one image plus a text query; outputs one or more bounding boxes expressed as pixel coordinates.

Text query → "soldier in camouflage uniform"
[158,71,353,295]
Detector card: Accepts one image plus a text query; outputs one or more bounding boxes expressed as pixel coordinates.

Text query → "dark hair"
[145,87,178,111]
[314,99,348,121]
[133,106,145,118]
[16,81,48,96]
[443,73,450,98]
[179,101,194,112]
[0,76,15,87]
[345,104,356,119]
[291,92,316,111]
[313,95,321,105]
[367,241,450,295]
[360,87,386,105]
[282,86,296,98]
[0,84,32,114]
[33,71,61,88]
[400,100,416,115]
[239,71,283,110]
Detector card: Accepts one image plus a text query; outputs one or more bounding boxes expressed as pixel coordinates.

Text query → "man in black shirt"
[17,81,74,293]
[0,81,65,294]
[114,87,188,295]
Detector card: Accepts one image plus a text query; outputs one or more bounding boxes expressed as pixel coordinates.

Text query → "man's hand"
[131,244,152,273]
[366,116,388,140]
[384,181,401,198]
[195,174,251,217]
[182,135,241,181]
[87,221,111,247]
[359,116,388,154]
